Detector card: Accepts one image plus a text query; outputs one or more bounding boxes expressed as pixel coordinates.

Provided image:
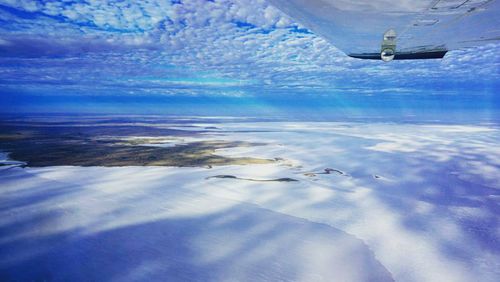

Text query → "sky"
[0,0,499,120]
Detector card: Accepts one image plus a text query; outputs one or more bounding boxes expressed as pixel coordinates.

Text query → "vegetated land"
[0,121,274,167]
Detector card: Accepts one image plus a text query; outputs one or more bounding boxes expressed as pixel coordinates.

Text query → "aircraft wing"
[268,0,500,61]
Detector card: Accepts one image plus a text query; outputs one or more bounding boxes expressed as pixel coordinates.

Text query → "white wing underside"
[269,0,500,59]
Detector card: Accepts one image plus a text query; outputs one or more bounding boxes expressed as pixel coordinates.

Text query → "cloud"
[0,0,498,100]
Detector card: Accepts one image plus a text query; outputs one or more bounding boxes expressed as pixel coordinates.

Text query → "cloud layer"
[0,0,499,105]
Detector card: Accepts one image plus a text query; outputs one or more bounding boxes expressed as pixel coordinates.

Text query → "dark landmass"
[0,119,275,167]
[207,175,298,182]
[303,168,347,177]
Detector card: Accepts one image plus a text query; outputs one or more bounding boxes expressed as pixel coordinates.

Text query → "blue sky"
[0,0,499,120]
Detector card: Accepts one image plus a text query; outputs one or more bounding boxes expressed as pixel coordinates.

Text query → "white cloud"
[0,0,498,97]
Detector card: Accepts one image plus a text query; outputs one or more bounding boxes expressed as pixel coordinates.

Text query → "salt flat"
[1,121,499,282]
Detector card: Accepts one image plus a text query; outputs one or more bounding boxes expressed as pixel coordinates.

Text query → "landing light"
[381,48,395,62]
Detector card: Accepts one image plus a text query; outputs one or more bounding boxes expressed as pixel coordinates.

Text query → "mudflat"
[0,119,274,167]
